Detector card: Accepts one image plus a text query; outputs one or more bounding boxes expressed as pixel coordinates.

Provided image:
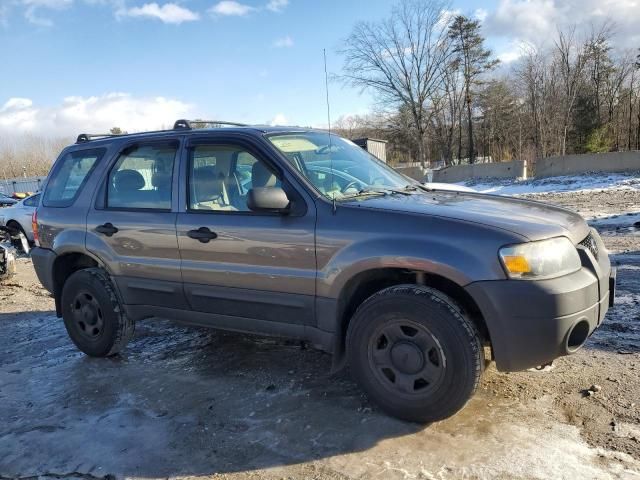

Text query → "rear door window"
[107,144,177,210]
[43,148,105,207]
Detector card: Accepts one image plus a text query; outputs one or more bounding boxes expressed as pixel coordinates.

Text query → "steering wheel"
[341,180,361,193]
[316,145,332,154]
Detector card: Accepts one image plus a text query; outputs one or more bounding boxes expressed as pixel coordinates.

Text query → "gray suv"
[31,120,615,422]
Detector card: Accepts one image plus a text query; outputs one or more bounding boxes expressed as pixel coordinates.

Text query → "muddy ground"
[1,187,639,480]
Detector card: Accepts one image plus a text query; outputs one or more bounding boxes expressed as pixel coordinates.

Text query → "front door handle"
[95,222,119,237]
[187,227,218,243]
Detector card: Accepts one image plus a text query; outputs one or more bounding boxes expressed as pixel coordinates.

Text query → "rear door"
[86,139,187,309]
[176,135,317,328]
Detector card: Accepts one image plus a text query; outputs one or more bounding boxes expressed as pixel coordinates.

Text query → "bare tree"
[0,134,70,179]
[585,22,616,124]
[432,58,465,165]
[554,27,587,155]
[516,44,546,159]
[339,0,452,167]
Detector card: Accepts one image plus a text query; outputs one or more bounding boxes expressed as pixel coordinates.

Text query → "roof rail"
[76,133,121,144]
[173,119,248,130]
[75,119,250,144]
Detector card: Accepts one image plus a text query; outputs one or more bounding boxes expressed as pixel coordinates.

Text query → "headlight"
[499,237,581,280]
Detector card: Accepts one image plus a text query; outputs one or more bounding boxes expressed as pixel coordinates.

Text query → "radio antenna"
[323,48,336,214]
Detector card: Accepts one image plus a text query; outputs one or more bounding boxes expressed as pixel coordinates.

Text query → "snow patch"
[589,212,640,226]
[460,172,640,196]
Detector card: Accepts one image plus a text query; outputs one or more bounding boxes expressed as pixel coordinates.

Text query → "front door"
[176,138,317,328]
[86,139,187,309]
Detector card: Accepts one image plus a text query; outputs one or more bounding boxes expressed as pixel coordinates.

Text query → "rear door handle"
[95,223,119,237]
[187,227,218,243]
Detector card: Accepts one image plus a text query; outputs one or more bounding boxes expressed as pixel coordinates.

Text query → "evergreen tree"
[448,15,498,163]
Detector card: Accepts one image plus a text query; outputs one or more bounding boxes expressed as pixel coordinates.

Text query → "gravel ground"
[0,187,639,480]
[524,187,640,257]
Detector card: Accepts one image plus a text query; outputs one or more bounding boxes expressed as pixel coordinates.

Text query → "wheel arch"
[331,267,491,370]
[5,219,24,233]
[51,251,105,316]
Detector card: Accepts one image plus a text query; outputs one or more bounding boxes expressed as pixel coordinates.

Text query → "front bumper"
[466,229,614,371]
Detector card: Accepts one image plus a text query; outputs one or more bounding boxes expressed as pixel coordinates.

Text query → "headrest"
[113,169,145,192]
[193,166,225,202]
[251,161,277,188]
[152,172,171,189]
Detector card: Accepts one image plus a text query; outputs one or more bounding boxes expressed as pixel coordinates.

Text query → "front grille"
[579,233,599,260]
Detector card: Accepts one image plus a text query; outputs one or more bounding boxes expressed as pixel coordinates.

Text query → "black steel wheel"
[69,290,105,340]
[347,284,484,423]
[61,268,134,357]
[368,319,446,399]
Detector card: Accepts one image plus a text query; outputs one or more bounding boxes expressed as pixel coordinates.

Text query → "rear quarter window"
[23,193,41,207]
[43,148,105,207]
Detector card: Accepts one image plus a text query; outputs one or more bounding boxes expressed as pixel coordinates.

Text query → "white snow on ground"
[614,293,638,305]
[460,172,640,196]
[590,212,640,225]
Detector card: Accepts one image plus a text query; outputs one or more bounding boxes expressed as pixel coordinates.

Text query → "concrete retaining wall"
[432,160,526,183]
[393,164,426,181]
[536,151,640,178]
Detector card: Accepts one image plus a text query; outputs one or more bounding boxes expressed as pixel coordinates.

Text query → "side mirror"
[247,187,291,213]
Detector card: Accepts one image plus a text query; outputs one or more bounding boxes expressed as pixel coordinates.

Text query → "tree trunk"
[416,132,427,168]
[466,86,474,163]
[636,107,640,150]
[457,110,463,163]
[444,127,453,166]
[628,89,634,151]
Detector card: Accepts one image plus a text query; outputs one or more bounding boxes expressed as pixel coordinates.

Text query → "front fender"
[319,237,500,299]
[315,205,524,300]
[318,221,516,299]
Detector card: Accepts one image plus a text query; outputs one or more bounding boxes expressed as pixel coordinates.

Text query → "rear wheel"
[347,284,484,423]
[61,268,134,357]
[6,221,28,252]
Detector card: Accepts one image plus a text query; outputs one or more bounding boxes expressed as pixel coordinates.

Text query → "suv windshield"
[267,132,412,200]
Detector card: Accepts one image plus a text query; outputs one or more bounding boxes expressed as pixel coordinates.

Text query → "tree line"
[0,128,126,180]
[0,135,70,179]
[336,0,640,170]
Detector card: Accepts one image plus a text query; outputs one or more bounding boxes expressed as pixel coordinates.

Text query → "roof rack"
[75,119,250,144]
[173,119,248,130]
[76,133,122,144]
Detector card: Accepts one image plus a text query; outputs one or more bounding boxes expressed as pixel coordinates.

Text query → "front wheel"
[347,284,484,423]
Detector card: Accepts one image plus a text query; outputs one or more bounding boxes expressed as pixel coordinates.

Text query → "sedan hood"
[345,190,590,243]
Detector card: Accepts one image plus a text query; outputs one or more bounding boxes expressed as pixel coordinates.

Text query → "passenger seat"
[192,166,237,211]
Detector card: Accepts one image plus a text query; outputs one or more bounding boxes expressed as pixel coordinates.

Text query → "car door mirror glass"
[247,187,290,213]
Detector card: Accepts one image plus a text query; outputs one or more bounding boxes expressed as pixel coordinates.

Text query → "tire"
[6,221,28,252]
[61,268,135,357]
[346,284,484,423]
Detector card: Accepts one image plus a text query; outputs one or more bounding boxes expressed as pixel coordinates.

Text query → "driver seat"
[251,161,278,188]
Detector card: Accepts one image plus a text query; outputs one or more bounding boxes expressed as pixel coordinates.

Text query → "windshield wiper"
[339,188,389,200]
[339,186,414,201]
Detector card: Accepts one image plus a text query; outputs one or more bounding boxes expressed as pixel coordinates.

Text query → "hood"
[344,190,590,243]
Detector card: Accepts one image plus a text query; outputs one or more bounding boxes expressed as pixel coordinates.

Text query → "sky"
[1,0,640,138]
